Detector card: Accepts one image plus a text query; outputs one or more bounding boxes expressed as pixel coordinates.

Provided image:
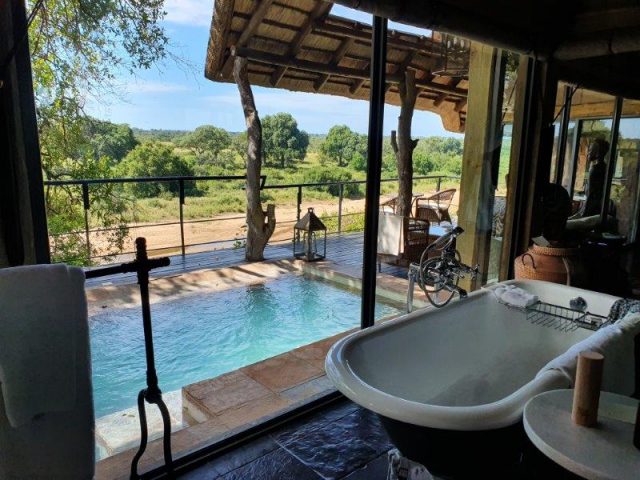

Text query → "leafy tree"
[320,125,367,167]
[413,151,435,174]
[303,167,360,197]
[116,143,195,197]
[262,113,309,168]
[180,125,232,165]
[30,0,174,264]
[85,118,138,163]
[231,132,249,165]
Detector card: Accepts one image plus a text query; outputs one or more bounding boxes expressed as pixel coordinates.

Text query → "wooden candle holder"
[572,351,604,427]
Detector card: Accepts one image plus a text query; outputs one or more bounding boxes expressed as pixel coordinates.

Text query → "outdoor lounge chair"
[415,188,456,225]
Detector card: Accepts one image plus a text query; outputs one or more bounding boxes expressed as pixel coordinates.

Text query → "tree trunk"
[391,69,419,219]
[233,56,276,261]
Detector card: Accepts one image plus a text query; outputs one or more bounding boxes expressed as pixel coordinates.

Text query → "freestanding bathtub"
[325,280,619,476]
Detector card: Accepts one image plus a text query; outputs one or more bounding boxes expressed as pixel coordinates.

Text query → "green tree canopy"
[179,125,232,165]
[320,125,367,167]
[262,113,309,168]
[30,0,174,264]
[85,119,139,163]
[116,143,195,197]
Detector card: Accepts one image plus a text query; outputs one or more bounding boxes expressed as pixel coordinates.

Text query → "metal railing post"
[437,176,442,192]
[337,183,344,234]
[82,182,91,259]
[296,186,302,222]
[179,180,186,256]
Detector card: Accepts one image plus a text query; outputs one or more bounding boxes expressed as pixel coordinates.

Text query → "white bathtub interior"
[346,296,590,407]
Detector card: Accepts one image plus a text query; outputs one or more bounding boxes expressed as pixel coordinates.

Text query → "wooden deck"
[86,232,408,288]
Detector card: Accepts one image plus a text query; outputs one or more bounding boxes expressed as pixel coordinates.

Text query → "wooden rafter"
[350,78,367,95]
[220,0,275,78]
[233,46,468,98]
[270,1,333,87]
[432,94,447,107]
[314,37,355,91]
[316,16,440,53]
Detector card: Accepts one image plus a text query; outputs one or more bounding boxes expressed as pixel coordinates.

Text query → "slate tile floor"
[180,399,395,480]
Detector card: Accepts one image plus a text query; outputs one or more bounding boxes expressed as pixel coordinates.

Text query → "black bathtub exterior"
[378,414,526,478]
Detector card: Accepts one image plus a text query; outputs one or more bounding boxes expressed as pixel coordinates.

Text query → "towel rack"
[85,237,173,478]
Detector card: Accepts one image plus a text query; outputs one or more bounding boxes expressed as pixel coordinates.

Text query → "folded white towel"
[536,313,640,395]
[0,264,87,427]
[494,285,539,308]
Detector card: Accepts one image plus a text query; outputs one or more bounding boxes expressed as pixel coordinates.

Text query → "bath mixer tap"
[407,227,478,310]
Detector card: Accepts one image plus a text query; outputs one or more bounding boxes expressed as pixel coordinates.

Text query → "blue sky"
[86,1,461,138]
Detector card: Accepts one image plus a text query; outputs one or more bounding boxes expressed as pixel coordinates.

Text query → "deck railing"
[44,174,459,263]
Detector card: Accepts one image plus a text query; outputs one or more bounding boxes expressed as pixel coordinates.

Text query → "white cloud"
[127,80,190,94]
[164,0,212,27]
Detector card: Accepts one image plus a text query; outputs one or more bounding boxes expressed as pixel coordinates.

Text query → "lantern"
[293,207,327,261]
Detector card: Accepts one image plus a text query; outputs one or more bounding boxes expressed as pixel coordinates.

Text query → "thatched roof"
[205,0,469,133]
[330,0,640,101]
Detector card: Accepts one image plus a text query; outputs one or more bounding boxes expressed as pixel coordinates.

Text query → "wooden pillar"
[504,57,558,268]
[457,43,504,290]
[0,0,50,267]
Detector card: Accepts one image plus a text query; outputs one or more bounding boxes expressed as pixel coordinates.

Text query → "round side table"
[524,389,640,480]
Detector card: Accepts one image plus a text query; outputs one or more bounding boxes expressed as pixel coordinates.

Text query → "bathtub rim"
[325,280,619,431]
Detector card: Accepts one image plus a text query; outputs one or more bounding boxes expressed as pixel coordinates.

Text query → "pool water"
[90,274,402,417]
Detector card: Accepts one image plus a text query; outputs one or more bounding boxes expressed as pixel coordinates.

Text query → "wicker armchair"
[379,194,424,216]
[415,188,456,225]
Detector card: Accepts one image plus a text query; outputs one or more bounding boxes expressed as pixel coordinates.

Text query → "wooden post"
[0,0,50,266]
[390,69,419,219]
[233,56,276,261]
[456,43,503,290]
[572,351,604,427]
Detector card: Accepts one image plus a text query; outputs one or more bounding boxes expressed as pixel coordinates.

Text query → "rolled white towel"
[494,285,538,308]
[536,318,639,396]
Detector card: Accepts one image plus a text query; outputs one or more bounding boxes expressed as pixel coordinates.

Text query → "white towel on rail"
[536,313,640,395]
[0,264,86,427]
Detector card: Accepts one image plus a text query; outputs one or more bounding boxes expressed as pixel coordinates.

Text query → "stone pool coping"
[93,258,430,479]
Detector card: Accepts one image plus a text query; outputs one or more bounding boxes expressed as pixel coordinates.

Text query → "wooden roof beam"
[314,37,355,92]
[329,0,551,57]
[432,94,447,107]
[554,28,640,61]
[454,99,467,112]
[350,78,367,95]
[220,0,275,78]
[233,46,467,98]
[270,1,333,87]
[316,17,440,54]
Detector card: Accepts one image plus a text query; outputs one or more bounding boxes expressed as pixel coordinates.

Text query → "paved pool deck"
[90,255,430,479]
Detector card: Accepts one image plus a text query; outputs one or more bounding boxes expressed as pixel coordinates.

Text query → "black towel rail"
[85,237,173,478]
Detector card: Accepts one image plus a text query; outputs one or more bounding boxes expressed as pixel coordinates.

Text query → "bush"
[303,167,360,197]
[414,151,435,174]
[116,142,196,197]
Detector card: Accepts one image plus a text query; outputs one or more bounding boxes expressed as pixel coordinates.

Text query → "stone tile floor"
[180,399,397,480]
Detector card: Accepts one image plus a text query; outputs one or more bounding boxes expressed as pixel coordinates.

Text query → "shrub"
[303,167,360,197]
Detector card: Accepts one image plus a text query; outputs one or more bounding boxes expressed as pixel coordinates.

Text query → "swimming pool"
[90,273,402,418]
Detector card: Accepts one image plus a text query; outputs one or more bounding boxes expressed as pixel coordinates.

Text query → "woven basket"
[514,245,584,285]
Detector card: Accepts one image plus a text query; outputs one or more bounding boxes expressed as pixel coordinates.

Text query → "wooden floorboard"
[85,232,408,288]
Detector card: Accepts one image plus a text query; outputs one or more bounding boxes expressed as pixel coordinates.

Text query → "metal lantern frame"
[293,207,327,261]
[433,33,470,78]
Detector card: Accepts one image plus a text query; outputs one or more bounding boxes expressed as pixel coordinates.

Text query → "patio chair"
[377,212,431,269]
[415,188,456,225]
[379,194,424,216]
